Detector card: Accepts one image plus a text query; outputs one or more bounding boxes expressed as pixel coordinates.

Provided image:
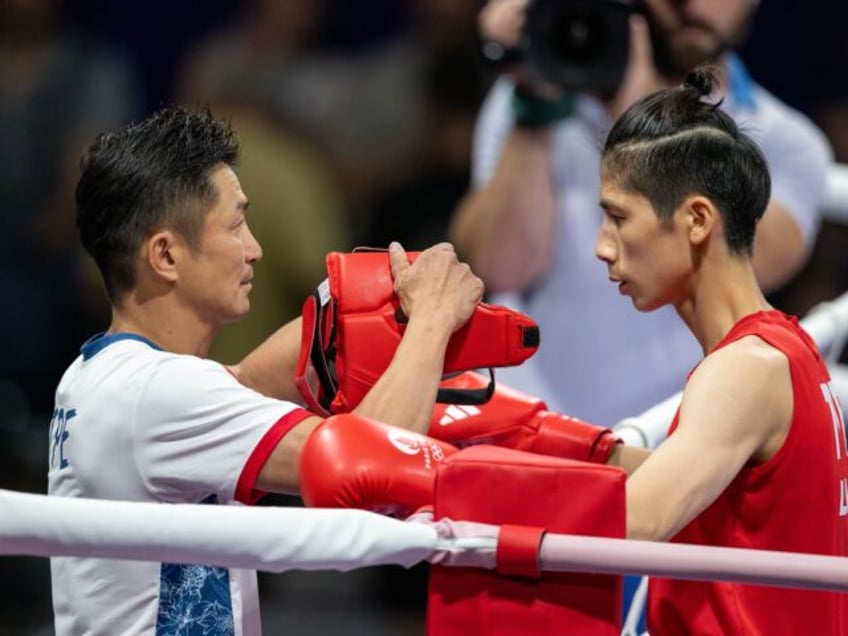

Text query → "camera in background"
[523,0,635,93]
[481,0,637,95]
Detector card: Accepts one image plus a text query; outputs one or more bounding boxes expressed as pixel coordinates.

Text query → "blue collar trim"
[726,53,757,111]
[81,332,163,361]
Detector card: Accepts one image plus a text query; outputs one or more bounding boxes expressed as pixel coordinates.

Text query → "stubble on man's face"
[644,0,757,77]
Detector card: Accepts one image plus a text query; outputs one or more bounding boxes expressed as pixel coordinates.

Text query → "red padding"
[496,525,545,579]
[427,445,626,636]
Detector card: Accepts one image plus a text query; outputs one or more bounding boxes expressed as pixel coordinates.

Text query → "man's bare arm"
[752,202,807,292]
[451,129,559,292]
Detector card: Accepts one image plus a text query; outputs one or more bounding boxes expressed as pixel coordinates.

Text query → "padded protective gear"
[428,445,626,635]
[295,250,540,415]
[430,371,621,463]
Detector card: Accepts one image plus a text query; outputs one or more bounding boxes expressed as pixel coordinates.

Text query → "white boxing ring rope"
[0,489,436,572]
[529,533,848,592]
[3,488,848,598]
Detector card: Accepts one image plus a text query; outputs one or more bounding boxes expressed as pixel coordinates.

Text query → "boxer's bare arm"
[623,339,792,541]
[606,444,651,475]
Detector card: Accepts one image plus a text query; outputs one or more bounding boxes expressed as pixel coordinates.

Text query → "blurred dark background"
[1,0,846,633]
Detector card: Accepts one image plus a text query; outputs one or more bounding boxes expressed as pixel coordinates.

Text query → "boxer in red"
[594,65,848,634]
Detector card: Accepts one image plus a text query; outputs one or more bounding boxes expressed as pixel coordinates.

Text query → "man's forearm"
[451,128,559,292]
[751,202,807,293]
[235,317,306,403]
[352,316,453,434]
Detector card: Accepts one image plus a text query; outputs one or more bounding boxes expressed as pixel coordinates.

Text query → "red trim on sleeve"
[235,407,313,505]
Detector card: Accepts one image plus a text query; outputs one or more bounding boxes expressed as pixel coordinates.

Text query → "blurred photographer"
[450,0,832,424]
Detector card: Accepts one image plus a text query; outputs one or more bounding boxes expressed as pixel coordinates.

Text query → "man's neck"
[109,295,217,358]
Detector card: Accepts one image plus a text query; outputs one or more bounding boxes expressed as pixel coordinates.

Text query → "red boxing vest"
[428,445,626,635]
[649,310,848,634]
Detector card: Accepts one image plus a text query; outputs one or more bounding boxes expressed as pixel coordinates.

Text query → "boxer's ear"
[682,195,716,247]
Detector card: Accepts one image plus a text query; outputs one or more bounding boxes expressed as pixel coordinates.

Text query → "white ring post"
[823,163,848,222]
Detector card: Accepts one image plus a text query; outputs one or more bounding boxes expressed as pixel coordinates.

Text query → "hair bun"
[683,65,718,98]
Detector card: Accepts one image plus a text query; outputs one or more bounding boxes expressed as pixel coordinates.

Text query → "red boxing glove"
[298,413,458,518]
[429,371,621,464]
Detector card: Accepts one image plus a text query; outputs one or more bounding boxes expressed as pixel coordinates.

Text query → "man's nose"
[246,225,263,263]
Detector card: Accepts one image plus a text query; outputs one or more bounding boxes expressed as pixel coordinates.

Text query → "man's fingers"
[389,241,410,282]
[628,14,654,70]
[426,242,456,254]
[479,0,528,47]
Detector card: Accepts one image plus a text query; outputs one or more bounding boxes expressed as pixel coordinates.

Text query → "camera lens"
[522,0,633,93]
[548,10,609,65]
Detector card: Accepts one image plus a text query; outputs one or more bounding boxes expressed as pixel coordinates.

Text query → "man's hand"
[607,14,667,120]
[478,0,563,99]
[390,242,484,335]
[479,0,528,49]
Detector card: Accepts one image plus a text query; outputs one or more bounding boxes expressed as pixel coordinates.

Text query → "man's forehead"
[210,164,247,203]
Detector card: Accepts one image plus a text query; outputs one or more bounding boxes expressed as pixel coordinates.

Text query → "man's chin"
[652,30,726,78]
[661,47,718,76]
[222,305,251,325]
[678,45,720,70]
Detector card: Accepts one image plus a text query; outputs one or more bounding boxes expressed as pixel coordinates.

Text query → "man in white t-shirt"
[451,0,832,425]
[48,106,484,635]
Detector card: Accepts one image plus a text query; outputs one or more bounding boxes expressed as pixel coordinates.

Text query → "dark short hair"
[602,66,771,255]
[76,106,240,301]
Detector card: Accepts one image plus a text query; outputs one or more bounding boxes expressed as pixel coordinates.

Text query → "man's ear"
[145,229,181,283]
[684,195,717,246]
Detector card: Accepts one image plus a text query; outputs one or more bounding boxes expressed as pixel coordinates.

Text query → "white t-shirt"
[474,56,832,425]
[48,333,311,636]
